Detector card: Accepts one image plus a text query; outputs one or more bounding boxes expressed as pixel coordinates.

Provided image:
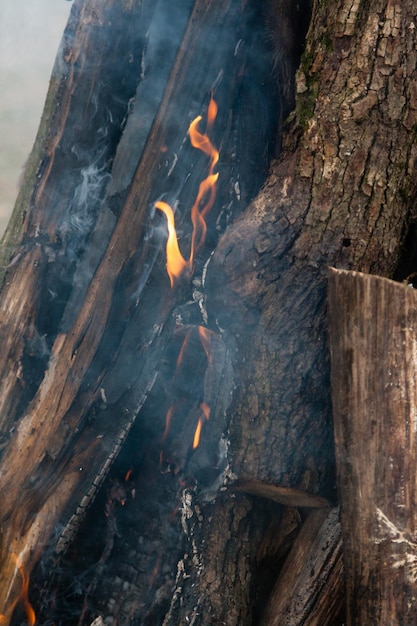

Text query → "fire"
[156,94,219,286]
[192,402,210,450]
[192,418,203,450]
[0,554,36,625]
[198,325,215,364]
[162,404,176,442]
[160,326,217,465]
[154,201,188,287]
[176,328,192,368]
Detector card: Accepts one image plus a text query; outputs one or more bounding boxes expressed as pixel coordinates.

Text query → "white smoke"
[0,0,70,236]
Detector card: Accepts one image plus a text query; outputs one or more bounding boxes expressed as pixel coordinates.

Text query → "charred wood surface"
[0,0,149,430]
[329,269,417,624]
[0,0,277,621]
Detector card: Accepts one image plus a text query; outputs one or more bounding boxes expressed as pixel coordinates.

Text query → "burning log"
[0,0,277,621]
[329,269,417,623]
[1,0,417,623]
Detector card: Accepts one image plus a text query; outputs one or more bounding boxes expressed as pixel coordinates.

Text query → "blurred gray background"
[0,0,71,236]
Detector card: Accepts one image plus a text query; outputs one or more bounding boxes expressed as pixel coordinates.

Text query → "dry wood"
[234,478,331,508]
[329,268,417,624]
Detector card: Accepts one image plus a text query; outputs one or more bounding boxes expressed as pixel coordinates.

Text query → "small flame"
[156,94,219,286]
[192,403,210,449]
[0,554,36,625]
[198,325,215,364]
[176,328,192,369]
[154,200,189,287]
[192,418,203,449]
[162,404,175,442]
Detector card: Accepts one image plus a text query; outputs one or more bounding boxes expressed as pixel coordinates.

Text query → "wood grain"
[329,268,417,624]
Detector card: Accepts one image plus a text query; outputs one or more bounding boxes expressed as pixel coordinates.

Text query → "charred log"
[0,0,281,622]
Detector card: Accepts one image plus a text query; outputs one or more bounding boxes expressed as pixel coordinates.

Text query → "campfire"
[3,0,415,623]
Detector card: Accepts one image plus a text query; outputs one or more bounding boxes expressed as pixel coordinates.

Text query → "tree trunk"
[1,0,417,623]
[329,268,417,624]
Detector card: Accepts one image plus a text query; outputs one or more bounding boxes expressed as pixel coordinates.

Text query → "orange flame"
[156,94,219,286]
[154,200,189,287]
[192,403,210,449]
[192,418,203,450]
[176,328,192,369]
[198,325,216,364]
[0,554,36,625]
[162,404,175,443]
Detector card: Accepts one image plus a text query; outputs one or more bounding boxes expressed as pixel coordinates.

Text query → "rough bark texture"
[201,0,417,621]
[329,269,417,625]
[207,0,417,492]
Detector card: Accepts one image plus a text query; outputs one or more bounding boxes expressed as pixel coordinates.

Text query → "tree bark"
[329,268,417,624]
[201,0,417,621]
[207,0,417,490]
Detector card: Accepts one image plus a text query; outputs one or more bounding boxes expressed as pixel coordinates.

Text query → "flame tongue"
[192,402,210,450]
[156,95,219,286]
[154,201,189,287]
[0,554,36,625]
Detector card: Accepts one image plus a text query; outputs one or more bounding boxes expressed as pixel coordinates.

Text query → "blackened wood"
[0,0,150,430]
[329,268,417,624]
[0,0,276,620]
[261,507,344,626]
[3,0,417,623]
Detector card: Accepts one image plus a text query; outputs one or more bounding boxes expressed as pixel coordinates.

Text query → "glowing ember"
[156,94,219,286]
[0,554,36,625]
